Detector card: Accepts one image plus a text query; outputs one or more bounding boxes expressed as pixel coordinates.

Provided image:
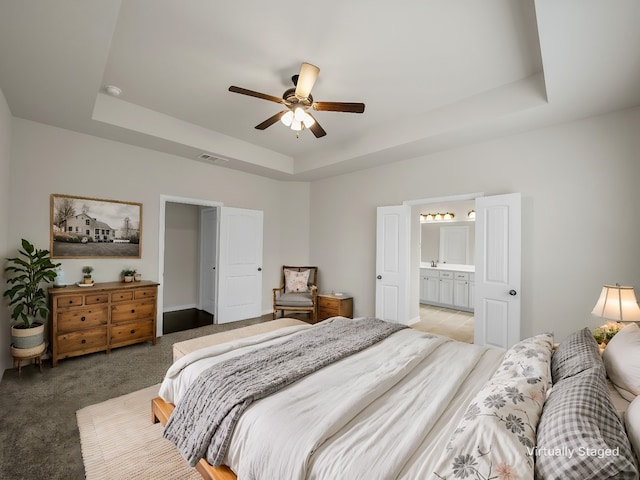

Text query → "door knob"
[258,267,262,271]
[509,289,517,296]
[377,275,382,280]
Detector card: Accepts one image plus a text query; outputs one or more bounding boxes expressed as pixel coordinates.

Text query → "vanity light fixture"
[468,210,476,219]
[420,212,455,222]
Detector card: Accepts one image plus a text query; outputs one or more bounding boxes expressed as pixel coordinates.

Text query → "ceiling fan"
[229,63,365,138]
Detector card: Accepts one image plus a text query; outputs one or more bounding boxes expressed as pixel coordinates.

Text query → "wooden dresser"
[48,280,159,367]
[317,293,354,322]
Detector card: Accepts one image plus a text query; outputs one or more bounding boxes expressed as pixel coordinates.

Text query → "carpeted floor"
[0,315,269,480]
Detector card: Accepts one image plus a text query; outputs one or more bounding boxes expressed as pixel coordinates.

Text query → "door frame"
[403,192,484,326]
[158,194,223,336]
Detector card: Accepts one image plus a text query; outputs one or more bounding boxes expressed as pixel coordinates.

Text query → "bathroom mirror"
[421,222,475,265]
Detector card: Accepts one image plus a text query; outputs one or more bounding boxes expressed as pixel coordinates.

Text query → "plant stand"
[11,341,46,377]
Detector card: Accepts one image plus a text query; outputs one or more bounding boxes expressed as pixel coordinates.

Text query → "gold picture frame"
[50,194,142,258]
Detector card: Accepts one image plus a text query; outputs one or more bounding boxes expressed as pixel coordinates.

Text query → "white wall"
[310,106,640,342]
[6,119,311,346]
[0,87,12,374]
[163,202,200,310]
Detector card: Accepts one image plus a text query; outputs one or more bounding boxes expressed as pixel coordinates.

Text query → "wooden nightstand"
[317,294,354,321]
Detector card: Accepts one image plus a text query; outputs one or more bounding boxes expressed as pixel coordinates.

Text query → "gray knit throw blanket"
[164,317,406,467]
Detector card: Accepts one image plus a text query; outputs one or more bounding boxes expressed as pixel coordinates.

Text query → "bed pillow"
[625,395,640,463]
[603,322,640,402]
[551,327,602,383]
[432,334,553,479]
[535,365,638,479]
[284,268,310,293]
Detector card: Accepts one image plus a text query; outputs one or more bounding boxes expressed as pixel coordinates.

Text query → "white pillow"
[625,395,640,462]
[284,268,310,293]
[603,322,640,402]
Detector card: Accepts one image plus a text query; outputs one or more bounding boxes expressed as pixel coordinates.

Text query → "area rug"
[77,384,200,479]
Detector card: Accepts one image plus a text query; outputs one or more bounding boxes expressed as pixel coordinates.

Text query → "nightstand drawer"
[317,295,353,321]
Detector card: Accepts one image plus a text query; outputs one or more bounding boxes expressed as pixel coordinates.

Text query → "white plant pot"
[11,322,45,349]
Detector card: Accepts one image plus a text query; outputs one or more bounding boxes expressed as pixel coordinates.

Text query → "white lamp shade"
[592,285,640,321]
[281,111,294,126]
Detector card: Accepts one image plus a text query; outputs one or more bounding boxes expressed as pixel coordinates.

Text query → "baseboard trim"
[163,304,198,313]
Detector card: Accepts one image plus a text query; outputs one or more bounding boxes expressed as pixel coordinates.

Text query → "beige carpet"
[77,384,200,480]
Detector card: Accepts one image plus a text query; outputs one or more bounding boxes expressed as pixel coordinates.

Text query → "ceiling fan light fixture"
[291,119,303,131]
[294,106,306,122]
[302,113,315,128]
[281,111,294,127]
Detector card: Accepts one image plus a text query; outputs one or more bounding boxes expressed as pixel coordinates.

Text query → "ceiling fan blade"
[295,63,320,99]
[306,113,327,138]
[255,111,288,130]
[229,86,284,104]
[313,101,365,113]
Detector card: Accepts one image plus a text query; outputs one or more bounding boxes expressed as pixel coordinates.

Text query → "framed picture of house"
[50,194,142,258]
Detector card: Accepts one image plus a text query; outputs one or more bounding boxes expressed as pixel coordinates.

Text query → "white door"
[216,207,263,324]
[375,205,411,324]
[199,207,217,315]
[474,193,521,349]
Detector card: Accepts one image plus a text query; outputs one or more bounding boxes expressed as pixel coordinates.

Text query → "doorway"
[158,195,223,336]
[414,198,476,341]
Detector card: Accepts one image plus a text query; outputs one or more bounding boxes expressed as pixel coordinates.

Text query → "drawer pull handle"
[130,329,135,334]
[81,316,86,322]
[81,339,86,344]
[69,300,73,304]
[131,309,135,314]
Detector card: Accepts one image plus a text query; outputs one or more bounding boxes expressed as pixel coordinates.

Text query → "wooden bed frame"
[152,396,238,480]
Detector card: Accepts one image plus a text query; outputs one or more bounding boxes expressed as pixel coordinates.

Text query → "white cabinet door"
[426,276,439,303]
[419,273,428,303]
[453,280,469,308]
[439,278,454,304]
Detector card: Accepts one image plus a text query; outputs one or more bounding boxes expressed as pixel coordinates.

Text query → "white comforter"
[160,321,504,480]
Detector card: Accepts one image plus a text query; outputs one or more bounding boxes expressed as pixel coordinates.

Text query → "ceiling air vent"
[198,153,229,164]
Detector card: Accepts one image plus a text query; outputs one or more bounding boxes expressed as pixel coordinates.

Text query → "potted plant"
[121,268,135,283]
[133,270,142,282]
[3,239,60,350]
[82,265,94,284]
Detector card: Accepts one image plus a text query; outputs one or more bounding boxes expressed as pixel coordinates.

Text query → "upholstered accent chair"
[273,266,318,324]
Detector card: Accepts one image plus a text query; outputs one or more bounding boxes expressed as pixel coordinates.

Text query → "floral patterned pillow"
[433,333,553,479]
[284,268,310,293]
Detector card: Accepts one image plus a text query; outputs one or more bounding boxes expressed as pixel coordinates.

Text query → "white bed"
[157,318,639,480]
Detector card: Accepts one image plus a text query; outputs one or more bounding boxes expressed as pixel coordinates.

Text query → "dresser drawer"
[111,291,134,302]
[57,295,84,308]
[57,327,107,354]
[85,294,109,305]
[134,288,156,300]
[57,306,108,332]
[111,301,155,323]
[110,320,154,346]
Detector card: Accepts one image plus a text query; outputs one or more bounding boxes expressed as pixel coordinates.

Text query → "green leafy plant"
[121,268,135,277]
[593,322,624,344]
[82,265,94,277]
[3,239,60,328]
